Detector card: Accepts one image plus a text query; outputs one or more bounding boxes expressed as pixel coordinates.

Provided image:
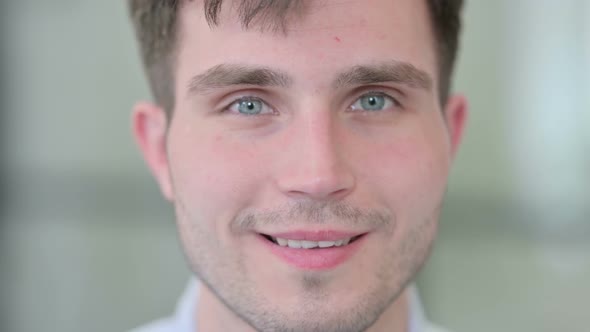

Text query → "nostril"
[332,188,352,198]
[284,182,354,201]
[277,164,355,201]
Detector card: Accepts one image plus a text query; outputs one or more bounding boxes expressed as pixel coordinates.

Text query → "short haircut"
[128,0,464,116]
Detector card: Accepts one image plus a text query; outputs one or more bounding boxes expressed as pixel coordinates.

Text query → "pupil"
[361,95,385,111]
[238,99,262,115]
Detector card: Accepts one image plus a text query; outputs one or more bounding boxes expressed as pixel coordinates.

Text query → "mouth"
[256,231,369,270]
[261,233,365,249]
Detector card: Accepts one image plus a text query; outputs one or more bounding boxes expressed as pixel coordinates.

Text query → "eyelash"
[223,96,277,116]
[349,91,401,111]
[221,90,401,116]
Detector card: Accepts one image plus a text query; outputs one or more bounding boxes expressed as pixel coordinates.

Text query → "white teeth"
[318,241,336,248]
[276,238,288,246]
[301,241,319,249]
[272,237,353,249]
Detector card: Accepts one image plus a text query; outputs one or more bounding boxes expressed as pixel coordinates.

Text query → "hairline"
[143,0,458,115]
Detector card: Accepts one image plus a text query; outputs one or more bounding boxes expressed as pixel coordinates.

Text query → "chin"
[243,306,380,332]
[235,282,396,332]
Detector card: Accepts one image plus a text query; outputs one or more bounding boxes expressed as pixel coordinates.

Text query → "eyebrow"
[333,61,433,91]
[187,64,293,94]
[187,61,433,95]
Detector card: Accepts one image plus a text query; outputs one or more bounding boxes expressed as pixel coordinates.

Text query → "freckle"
[334,36,341,42]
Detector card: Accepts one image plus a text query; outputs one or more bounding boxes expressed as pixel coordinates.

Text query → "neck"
[196,285,411,332]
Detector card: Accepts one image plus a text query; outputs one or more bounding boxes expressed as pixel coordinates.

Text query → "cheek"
[361,125,451,213]
[167,128,269,229]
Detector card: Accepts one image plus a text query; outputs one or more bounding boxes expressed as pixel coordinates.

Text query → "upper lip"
[259,230,367,241]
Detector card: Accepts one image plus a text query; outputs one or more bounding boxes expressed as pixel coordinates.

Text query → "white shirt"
[131,279,449,332]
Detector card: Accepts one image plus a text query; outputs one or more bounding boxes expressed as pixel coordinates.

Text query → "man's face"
[134,0,466,331]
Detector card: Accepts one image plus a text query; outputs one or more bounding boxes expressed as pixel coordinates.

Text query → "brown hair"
[128,0,464,115]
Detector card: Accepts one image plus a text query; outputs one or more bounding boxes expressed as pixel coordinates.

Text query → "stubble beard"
[175,199,440,332]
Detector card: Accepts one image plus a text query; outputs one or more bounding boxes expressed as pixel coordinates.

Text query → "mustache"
[231,201,395,233]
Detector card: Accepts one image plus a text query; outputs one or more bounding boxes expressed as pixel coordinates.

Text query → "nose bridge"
[305,111,339,172]
[277,109,355,200]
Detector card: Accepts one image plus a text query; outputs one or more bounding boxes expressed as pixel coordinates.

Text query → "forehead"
[175,0,437,90]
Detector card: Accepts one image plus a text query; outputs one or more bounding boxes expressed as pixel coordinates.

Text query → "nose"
[276,113,355,201]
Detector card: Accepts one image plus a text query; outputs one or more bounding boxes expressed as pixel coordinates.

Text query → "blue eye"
[350,93,396,112]
[227,97,275,116]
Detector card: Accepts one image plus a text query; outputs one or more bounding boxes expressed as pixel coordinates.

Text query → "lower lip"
[258,234,367,270]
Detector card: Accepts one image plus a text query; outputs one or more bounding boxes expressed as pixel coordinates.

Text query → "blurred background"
[1,1,588,331]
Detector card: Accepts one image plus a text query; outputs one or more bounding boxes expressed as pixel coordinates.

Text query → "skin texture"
[133,0,467,331]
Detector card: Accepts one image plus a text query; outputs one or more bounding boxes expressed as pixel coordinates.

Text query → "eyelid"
[221,94,277,116]
[216,88,402,115]
[348,90,402,111]
[361,90,400,104]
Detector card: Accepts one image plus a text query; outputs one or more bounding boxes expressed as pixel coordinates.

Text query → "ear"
[443,94,468,159]
[131,102,174,201]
